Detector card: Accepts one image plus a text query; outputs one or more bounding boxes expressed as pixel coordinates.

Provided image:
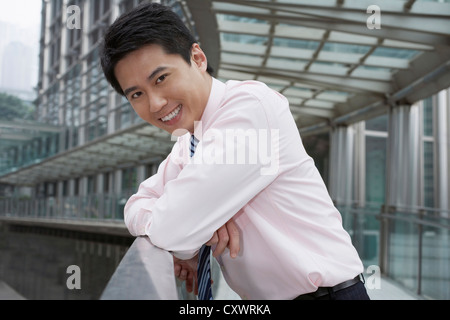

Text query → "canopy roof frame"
[187,0,450,130]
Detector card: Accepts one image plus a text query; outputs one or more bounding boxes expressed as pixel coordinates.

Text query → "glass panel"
[88,121,97,141]
[302,132,329,186]
[423,141,434,208]
[388,213,419,293]
[417,0,450,2]
[389,208,450,300]
[221,33,268,45]
[365,114,388,132]
[120,104,131,129]
[365,136,386,204]
[322,42,371,55]
[122,167,137,194]
[273,38,319,50]
[221,14,267,24]
[420,219,450,299]
[423,97,433,136]
[372,47,420,60]
[98,116,107,137]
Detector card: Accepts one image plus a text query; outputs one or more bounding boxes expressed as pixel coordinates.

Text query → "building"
[0,0,449,299]
[0,0,182,216]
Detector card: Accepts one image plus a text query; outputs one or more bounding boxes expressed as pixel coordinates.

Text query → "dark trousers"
[295,281,370,300]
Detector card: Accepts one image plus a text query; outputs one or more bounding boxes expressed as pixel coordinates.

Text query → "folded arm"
[124,97,275,259]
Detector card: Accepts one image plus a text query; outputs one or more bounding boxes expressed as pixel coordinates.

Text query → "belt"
[295,275,363,299]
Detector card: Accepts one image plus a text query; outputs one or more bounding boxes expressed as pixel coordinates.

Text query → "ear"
[190,43,208,72]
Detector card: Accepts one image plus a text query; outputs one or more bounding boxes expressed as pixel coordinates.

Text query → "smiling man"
[115,43,211,134]
[100,3,369,300]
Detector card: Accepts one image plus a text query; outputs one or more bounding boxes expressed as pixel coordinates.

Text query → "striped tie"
[190,134,199,157]
[190,135,213,300]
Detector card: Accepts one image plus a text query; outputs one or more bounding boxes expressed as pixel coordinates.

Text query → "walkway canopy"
[188,0,450,133]
[0,121,172,185]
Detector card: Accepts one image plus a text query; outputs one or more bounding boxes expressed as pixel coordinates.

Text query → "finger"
[185,271,194,293]
[205,231,218,246]
[193,271,198,295]
[226,219,240,258]
[174,263,181,277]
[179,268,188,281]
[212,225,229,258]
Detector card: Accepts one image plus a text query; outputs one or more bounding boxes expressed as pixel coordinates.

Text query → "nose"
[148,93,168,113]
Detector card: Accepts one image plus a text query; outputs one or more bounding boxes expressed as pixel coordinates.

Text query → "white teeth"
[161,105,181,122]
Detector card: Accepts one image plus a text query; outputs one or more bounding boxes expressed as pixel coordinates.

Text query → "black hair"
[100,2,213,96]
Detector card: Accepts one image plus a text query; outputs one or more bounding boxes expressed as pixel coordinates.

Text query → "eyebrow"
[148,66,168,81]
[123,66,168,97]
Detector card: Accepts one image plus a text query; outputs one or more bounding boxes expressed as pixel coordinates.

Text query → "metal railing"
[338,202,450,300]
[0,193,130,221]
[2,195,449,299]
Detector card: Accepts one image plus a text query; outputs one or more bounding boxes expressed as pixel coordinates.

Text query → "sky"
[0,0,42,28]
[0,0,42,95]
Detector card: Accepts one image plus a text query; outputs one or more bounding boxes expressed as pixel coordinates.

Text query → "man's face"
[114,43,211,134]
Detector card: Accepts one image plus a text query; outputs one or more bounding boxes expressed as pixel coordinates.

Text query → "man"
[100,3,369,300]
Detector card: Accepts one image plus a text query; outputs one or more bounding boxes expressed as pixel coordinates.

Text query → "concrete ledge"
[0,281,26,300]
[101,237,179,300]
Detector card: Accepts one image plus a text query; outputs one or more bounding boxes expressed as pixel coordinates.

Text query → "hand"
[173,219,240,293]
[206,218,240,258]
[173,255,214,294]
[173,255,198,294]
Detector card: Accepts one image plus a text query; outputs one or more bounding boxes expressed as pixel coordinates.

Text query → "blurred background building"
[0,0,449,300]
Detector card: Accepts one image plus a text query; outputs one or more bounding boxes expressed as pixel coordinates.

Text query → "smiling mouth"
[160,105,182,122]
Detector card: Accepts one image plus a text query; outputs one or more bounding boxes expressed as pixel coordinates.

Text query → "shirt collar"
[199,77,226,128]
[190,77,226,142]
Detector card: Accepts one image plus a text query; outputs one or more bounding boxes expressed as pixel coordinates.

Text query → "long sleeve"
[123,84,278,259]
[123,79,365,299]
[123,152,181,237]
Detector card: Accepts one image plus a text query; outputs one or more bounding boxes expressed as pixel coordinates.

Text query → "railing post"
[417,208,425,296]
[379,204,394,275]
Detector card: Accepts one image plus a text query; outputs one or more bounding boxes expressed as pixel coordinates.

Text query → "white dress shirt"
[124,77,364,299]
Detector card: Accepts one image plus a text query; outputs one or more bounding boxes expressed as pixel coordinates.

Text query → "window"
[122,167,137,194]
[422,97,435,208]
[302,133,330,186]
[365,114,388,205]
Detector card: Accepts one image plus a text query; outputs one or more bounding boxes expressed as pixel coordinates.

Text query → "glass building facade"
[0,0,449,299]
[0,0,181,203]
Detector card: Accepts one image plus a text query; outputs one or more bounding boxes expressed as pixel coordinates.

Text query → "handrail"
[3,196,448,299]
[338,202,449,299]
[378,212,450,230]
[100,236,179,300]
[336,201,450,215]
[341,204,450,229]
[0,193,133,221]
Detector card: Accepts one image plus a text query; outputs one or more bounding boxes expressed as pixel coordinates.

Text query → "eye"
[130,91,142,99]
[156,74,167,84]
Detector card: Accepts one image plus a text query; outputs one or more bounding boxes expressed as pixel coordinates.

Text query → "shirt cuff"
[171,249,199,260]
